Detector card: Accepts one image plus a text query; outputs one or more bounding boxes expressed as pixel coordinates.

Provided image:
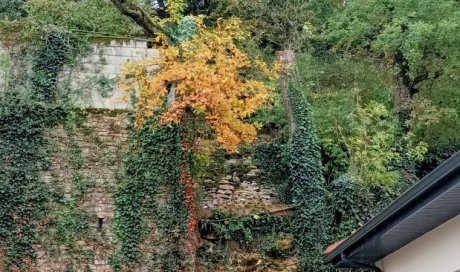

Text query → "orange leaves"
[119,17,273,152]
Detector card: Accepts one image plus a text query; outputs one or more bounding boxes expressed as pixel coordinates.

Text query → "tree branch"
[411,70,441,89]
[110,0,169,38]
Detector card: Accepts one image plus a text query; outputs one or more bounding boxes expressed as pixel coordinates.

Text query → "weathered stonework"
[201,156,280,211]
[1,39,281,271]
[63,39,159,110]
[34,113,280,271]
[38,111,129,272]
[0,39,159,110]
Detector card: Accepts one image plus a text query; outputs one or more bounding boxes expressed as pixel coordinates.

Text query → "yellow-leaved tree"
[122,17,271,152]
[119,16,273,270]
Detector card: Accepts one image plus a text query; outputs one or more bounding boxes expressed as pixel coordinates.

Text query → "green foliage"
[287,78,332,271]
[254,143,291,202]
[0,0,26,20]
[0,0,145,43]
[346,101,401,187]
[294,53,429,188]
[295,53,398,183]
[322,0,460,172]
[220,0,334,49]
[192,148,228,188]
[0,89,60,270]
[249,101,289,139]
[408,96,460,149]
[0,28,73,269]
[258,233,293,259]
[201,210,289,245]
[329,171,416,242]
[30,29,73,100]
[296,53,394,106]
[52,207,91,245]
[330,176,381,238]
[113,117,188,271]
[325,0,460,91]
[168,15,198,43]
[23,0,142,37]
[419,141,460,177]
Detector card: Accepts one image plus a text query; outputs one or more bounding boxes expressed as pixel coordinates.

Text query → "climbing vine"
[255,143,291,203]
[0,26,109,271]
[287,79,332,271]
[0,29,72,270]
[113,116,188,271]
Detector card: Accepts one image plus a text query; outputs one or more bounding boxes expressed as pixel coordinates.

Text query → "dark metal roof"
[325,150,460,267]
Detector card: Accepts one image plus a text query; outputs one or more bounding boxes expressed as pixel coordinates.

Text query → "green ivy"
[30,29,72,100]
[287,79,332,271]
[201,210,289,245]
[0,27,100,270]
[0,29,73,270]
[0,90,61,270]
[254,143,291,203]
[330,176,377,239]
[0,0,26,20]
[113,116,188,271]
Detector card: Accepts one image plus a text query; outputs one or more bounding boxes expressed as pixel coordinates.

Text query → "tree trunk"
[394,50,416,125]
[167,82,177,108]
[395,76,412,123]
[110,0,169,38]
[155,0,168,19]
[278,49,296,142]
[181,126,200,272]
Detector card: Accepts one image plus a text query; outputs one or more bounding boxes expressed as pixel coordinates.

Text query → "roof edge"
[324,150,460,264]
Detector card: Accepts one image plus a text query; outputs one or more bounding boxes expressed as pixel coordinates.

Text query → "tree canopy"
[325,0,460,109]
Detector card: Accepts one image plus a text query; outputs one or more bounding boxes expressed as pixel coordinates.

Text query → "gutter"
[338,253,382,272]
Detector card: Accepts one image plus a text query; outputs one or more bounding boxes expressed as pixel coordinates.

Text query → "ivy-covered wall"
[0,39,159,110]
[36,111,129,271]
[8,110,278,271]
[0,38,283,271]
[0,38,160,271]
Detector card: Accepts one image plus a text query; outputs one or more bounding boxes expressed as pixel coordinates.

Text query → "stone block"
[121,47,135,57]
[149,49,161,57]
[132,48,150,57]
[226,159,238,165]
[217,189,232,195]
[218,184,234,191]
[135,40,148,48]
[107,46,123,56]
[223,175,232,180]
[109,40,124,47]
[217,193,231,199]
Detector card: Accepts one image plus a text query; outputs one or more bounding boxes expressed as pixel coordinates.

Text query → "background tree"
[319,0,460,181]
[0,0,27,20]
[324,0,460,120]
[220,0,333,141]
[219,1,338,270]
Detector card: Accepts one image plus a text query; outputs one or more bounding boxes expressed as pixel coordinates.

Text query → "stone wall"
[36,112,280,271]
[0,39,281,271]
[38,111,129,272]
[64,40,159,110]
[0,39,159,110]
[201,156,280,212]
[0,42,11,89]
